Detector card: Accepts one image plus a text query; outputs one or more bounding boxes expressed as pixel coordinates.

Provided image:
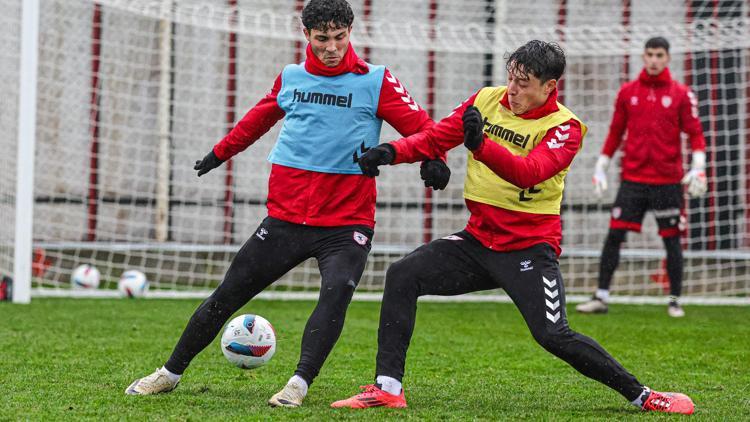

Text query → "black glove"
[462,105,484,151]
[358,144,395,177]
[194,150,225,177]
[420,159,451,190]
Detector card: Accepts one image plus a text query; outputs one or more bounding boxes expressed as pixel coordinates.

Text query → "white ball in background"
[71,264,101,289]
[117,270,149,298]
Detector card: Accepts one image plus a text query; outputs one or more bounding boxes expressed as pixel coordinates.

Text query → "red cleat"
[642,390,695,414]
[330,384,407,409]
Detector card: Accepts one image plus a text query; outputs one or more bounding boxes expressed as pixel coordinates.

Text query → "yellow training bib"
[464,86,587,215]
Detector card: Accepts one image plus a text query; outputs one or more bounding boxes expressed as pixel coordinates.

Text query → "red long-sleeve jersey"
[212,68,433,228]
[602,68,705,185]
[390,89,582,255]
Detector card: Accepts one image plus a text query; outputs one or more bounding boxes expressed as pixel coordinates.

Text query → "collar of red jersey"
[499,88,560,120]
[304,42,369,77]
[638,67,672,85]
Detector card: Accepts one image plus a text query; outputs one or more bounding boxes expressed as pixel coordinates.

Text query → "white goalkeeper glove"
[682,151,707,198]
[592,154,610,198]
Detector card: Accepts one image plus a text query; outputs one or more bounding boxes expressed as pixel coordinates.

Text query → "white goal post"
[2,0,749,304]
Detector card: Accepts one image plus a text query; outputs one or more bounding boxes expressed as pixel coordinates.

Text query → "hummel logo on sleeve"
[385,72,419,111]
[255,228,268,240]
[546,124,570,149]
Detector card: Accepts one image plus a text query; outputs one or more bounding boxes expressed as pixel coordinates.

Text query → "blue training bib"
[269,63,385,174]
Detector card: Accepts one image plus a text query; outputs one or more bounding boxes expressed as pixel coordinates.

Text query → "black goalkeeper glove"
[194,150,225,177]
[462,105,485,151]
[420,159,451,190]
[358,144,395,177]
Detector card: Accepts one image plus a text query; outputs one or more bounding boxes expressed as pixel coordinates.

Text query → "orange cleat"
[642,390,695,414]
[330,384,407,409]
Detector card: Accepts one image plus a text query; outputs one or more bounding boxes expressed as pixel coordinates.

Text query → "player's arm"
[679,88,708,197]
[464,106,582,189]
[592,86,628,196]
[373,69,449,190]
[600,86,628,158]
[194,74,286,176]
[358,92,478,180]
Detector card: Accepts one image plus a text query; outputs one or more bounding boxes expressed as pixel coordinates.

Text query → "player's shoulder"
[669,79,693,96]
[475,85,506,102]
[367,62,386,73]
[281,62,304,75]
[619,79,640,94]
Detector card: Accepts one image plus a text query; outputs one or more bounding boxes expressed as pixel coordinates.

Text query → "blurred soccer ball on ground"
[71,264,100,289]
[118,270,149,298]
[221,314,276,369]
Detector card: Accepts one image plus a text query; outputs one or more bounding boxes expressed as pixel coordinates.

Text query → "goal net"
[2,0,748,303]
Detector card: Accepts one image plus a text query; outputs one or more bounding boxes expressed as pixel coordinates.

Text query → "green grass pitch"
[1,298,749,420]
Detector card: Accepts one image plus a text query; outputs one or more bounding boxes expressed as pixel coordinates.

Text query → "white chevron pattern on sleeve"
[385,72,419,111]
[546,123,571,150]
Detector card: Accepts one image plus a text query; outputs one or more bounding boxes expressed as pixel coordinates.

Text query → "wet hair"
[505,40,566,83]
[645,36,670,53]
[301,0,354,32]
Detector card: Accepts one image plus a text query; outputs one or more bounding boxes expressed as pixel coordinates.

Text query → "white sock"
[160,366,182,383]
[376,375,402,395]
[631,386,651,407]
[288,375,308,396]
[595,289,610,302]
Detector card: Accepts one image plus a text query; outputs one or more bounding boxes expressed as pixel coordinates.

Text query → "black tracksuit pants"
[375,231,645,401]
[165,217,373,384]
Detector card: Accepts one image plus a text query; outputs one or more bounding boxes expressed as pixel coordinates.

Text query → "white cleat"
[268,382,306,408]
[668,302,685,318]
[125,368,179,395]
[576,297,609,314]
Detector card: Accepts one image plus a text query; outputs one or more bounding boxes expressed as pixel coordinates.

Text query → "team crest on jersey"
[661,95,672,108]
[630,96,638,106]
[353,231,369,246]
[612,207,622,219]
[441,235,464,241]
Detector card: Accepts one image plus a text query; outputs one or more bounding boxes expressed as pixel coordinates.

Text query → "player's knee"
[199,294,235,320]
[318,277,357,311]
[606,229,627,245]
[531,324,575,355]
[384,259,419,296]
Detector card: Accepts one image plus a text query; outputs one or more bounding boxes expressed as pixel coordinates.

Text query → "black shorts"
[609,181,684,237]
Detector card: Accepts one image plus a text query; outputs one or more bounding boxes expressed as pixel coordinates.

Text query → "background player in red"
[125,0,449,407]
[576,37,707,317]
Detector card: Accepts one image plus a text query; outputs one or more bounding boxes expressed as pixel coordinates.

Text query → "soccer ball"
[117,270,149,298]
[71,264,100,289]
[220,314,276,369]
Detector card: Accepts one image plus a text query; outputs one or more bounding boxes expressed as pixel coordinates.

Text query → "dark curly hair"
[645,36,670,53]
[505,40,566,83]
[301,0,354,32]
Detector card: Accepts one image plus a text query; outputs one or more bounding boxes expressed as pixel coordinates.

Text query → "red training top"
[601,67,706,185]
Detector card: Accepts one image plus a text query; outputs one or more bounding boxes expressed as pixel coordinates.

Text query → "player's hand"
[462,106,484,151]
[358,144,395,177]
[682,169,707,197]
[681,151,707,198]
[592,154,610,198]
[420,159,451,190]
[194,150,225,177]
